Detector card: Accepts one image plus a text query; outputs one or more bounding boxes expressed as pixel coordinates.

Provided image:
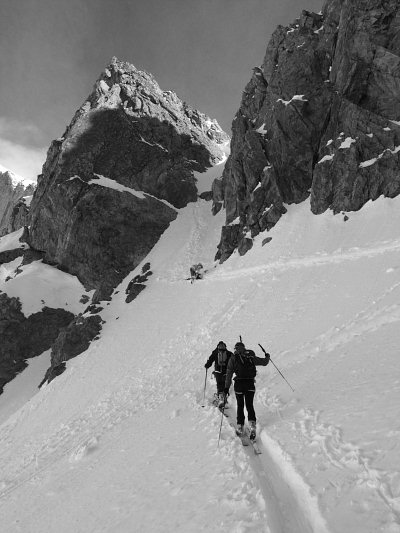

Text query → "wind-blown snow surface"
[1,175,400,532]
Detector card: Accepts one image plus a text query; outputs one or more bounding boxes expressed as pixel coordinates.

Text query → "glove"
[205,363,211,369]
[265,353,270,363]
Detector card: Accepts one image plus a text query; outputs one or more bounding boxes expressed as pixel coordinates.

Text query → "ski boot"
[249,420,256,440]
[218,392,227,409]
[236,424,244,437]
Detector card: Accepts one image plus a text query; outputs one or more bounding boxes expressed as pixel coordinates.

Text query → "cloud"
[0,117,47,180]
[0,117,46,147]
[0,137,46,181]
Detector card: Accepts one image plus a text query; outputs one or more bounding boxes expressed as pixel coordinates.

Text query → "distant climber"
[204,341,233,408]
[190,263,204,283]
[224,341,270,440]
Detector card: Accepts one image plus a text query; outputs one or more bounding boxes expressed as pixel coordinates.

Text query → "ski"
[245,429,262,454]
[236,429,250,446]
[250,439,262,454]
[214,400,258,450]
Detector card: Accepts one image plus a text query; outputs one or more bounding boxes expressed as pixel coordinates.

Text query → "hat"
[234,342,245,349]
[217,341,226,349]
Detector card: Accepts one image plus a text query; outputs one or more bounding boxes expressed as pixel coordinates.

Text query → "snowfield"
[0,164,400,533]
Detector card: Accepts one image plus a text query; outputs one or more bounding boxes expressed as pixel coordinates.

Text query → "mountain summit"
[0,58,228,391]
[27,57,228,300]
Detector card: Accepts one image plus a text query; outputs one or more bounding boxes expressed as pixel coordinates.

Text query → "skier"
[224,341,270,439]
[190,263,204,283]
[204,341,233,407]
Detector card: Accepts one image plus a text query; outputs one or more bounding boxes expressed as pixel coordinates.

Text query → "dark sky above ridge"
[0,0,323,179]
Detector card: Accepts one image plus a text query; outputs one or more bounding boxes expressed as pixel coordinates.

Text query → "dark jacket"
[205,348,233,374]
[225,349,269,389]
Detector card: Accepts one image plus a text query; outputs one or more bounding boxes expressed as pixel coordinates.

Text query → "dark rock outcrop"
[125,262,153,303]
[199,190,213,201]
[0,247,25,266]
[8,198,32,234]
[0,293,74,394]
[40,313,104,385]
[214,0,400,260]
[0,167,35,237]
[28,57,228,300]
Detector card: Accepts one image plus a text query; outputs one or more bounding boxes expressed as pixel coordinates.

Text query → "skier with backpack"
[224,341,270,440]
[204,341,233,408]
[190,263,204,283]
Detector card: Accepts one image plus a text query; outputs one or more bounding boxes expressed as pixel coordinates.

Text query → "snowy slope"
[0,163,400,532]
[0,227,26,253]
[2,258,93,316]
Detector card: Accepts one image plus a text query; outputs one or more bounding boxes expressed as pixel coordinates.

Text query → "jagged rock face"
[214,0,400,260]
[28,58,228,299]
[0,168,35,237]
[311,0,400,213]
[0,293,74,394]
[8,197,32,234]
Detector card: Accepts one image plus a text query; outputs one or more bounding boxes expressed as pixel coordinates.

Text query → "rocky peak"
[0,165,35,237]
[213,0,400,261]
[28,57,228,299]
[94,57,228,150]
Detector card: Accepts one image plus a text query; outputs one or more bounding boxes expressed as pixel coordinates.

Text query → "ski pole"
[258,343,295,392]
[217,400,226,448]
[202,368,208,407]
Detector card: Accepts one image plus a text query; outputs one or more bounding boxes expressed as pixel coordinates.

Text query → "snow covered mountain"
[0,164,35,237]
[0,58,229,394]
[1,0,400,531]
[28,57,228,302]
[0,161,400,532]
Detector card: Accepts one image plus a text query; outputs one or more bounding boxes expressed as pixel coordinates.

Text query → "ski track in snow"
[0,197,321,533]
[1,185,400,531]
[219,405,329,533]
[206,238,400,282]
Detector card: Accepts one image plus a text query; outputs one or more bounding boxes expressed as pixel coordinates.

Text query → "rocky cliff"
[0,58,228,391]
[214,0,400,261]
[28,57,228,301]
[0,166,35,237]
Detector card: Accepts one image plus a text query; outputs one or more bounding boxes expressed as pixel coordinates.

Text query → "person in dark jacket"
[224,341,270,439]
[205,341,233,407]
[190,263,204,283]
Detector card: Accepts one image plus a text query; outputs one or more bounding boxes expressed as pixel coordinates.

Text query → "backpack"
[217,350,228,367]
[234,351,256,379]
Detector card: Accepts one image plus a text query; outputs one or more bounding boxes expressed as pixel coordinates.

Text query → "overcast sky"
[0,0,323,180]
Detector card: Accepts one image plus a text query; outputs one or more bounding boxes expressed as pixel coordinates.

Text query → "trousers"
[214,372,226,394]
[234,379,256,425]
